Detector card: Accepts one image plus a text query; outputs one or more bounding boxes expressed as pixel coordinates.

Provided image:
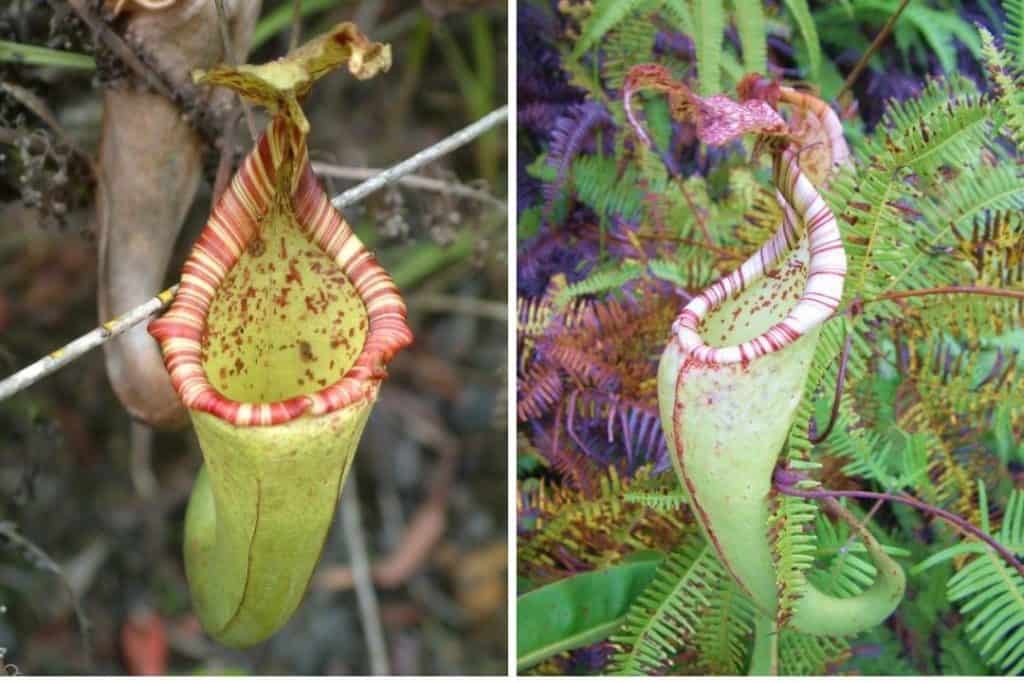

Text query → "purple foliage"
[518,4,583,110]
[517,209,599,297]
[564,641,615,674]
[544,102,614,205]
[654,30,694,60]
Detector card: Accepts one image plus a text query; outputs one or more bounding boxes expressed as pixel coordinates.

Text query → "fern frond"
[569,391,671,470]
[553,262,646,306]
[884,93,992,175]
[518,467,691,576]
[601,11,662,91]
[517,364,564,422]
[573,0,663,58]
[782,0,821,83]
[893,164,1024,295]
[946,488,1024,674]
[572,155,647,220]
[1003,0,1024,68]
[696,0,725,95]
[808,507,911,599]
[518,295,554,340]
[980,25,1024,152]
[623,474,687,511]
[546,103,614,210]
[660,0,695,37]
[695,578,756,674]
[778,630,850,675]
[879,74,981,133]
[731,0,766,74]
[769,486,819,625]
[608,537,725,674]
[840,428,934,494]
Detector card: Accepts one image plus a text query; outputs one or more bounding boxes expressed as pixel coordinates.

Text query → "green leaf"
[516,551,665,671]
[0,40,94,70]
[251,0,340,50]
[608,538,725,674]
[731,0,767,74]
[782,0,821,83]
[696,0,725,95]
[573,0,663,59]
[1007,0,1024,68]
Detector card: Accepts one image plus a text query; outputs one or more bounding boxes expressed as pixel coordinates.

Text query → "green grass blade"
[0,40,94,70]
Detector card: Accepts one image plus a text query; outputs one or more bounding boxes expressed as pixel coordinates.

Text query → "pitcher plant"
[148,23,412,647]
[625,65,905,664]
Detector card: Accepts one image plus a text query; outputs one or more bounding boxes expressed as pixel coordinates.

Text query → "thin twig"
[62,0,174,100]
[835,0,913,102]
[0,286,178,403]
[214,0,258,143]
[340,479,390,675]
[0,81,67,140]
[809,329,852,444]
[676,179,716,251]
[62,0,222,149]
[312,162,506,210]
[331,106,508,209]
[865,285,1024,304]
[212,110,241,202]
[0,106,509,402]
[0,80,96,176]
[316,391,459,593]
[0,522,93,665]
[774,469,1024,579]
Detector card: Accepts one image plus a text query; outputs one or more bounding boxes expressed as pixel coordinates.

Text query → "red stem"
[773,468,1024,579]
[866,285,1024,304]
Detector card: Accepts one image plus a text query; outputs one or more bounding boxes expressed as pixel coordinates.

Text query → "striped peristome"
[149,116,412,427]
[672,145,848,365]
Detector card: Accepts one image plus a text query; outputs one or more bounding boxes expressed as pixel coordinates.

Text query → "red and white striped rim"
[149,118,413,426]
[672,145,847,364]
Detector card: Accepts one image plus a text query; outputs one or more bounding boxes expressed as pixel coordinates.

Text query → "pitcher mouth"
[149,127,413,427]
[672,148,847,365]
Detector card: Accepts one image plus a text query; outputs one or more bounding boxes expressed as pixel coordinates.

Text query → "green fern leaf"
[769,488,819,624]
[783,0,822,83]
[696,0,725,95]
[944,486,1024,674]
[695,578,756,674]
[731,0,766,74]
[571,155,647,220]
[980,25,1024,152]
[607,537,724,674]
[1007,0,1024,68]
[809,506,911,599]
[573,0,664,58]
[892,164,1024,294]
[778,630,850,675]
[554,262,646,307]
[623,488,689,512]
[660,0,695,37]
